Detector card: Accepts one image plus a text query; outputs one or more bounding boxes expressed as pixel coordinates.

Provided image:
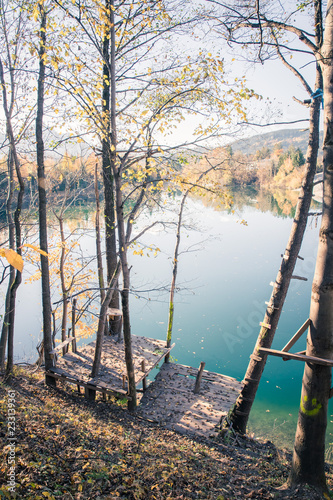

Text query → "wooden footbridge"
[45,311,242,438]
[46,334,175,401]
[138,363,242,438]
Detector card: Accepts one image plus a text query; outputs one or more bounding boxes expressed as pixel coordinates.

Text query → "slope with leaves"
[1,370,332,499]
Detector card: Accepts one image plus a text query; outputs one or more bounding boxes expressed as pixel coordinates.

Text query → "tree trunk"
[165,163,225,363]
[102,0,120,335]
[5,271,22,380]
[165,191,188,362]
[94,161,105,304]
[94,161,109,337]
[6,148,24,380]
[91,0,136,406]
[36,5,54,381]
[58,215,69,354]
[0,54,24,379]
[0,152,15,372]
[289,2,333,491]
[0,268,13,372]
[229,72,322,434]
[113,152,137,408]
[91,259,122,378]
[111,113,137,410]
[108,0,136,408]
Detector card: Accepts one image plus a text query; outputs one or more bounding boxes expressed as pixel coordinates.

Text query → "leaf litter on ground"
[0,368,332,500]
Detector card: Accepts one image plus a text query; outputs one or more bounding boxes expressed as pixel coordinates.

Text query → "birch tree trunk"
[289,2,333,491]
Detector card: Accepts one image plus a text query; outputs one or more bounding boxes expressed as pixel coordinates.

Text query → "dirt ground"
[1,368,332,499]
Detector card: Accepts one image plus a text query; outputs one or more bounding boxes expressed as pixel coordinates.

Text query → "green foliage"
[225,145,233,157]
[277,145,305,170]
[255,146,270,160]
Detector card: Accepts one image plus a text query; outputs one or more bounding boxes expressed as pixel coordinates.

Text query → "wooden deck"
[138,363,242,438]
[46,335,242,438]
[46,335,174,399]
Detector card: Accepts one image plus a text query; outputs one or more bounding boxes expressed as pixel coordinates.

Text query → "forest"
[1,0,333,498]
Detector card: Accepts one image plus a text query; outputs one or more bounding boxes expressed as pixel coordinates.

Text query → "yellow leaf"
[33,5,39,22]
[0,248,23,272]
[23,243,48,257]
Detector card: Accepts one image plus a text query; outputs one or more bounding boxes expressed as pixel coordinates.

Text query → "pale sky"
[161,0,320,148]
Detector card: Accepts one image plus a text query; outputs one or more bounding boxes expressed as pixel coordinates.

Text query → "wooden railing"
[49,336,77,362]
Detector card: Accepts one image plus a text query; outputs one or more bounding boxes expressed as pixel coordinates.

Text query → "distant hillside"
[230,128,324,156]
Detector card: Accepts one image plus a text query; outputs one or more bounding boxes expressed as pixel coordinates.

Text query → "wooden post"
[85,386,96,401]
[51,311,57,349]
[122,374,126,390]
[194,361,206,394]
[66,328,71,354]
[72,298,77,353]
[141,359,147,392]
[46,374,57,387]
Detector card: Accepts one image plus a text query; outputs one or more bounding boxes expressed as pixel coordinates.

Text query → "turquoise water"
[127,196,329,453]
[2,190,332,455]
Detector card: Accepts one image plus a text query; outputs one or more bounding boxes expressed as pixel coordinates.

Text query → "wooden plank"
[166,363,239,382]
[138,362,242,439]
[135,343,175,385]
[259,347,333,367]
[46,370,131,398]
[106,307,122,317]
[283,350,307,359]
[46,369,88,386]
[48,336,176,399]
[163,364,241,388]
[281,318,311,352]
[50,336,76,357]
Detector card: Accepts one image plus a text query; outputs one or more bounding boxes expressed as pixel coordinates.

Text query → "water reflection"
[1,185,329,456]
[212,185,322,219]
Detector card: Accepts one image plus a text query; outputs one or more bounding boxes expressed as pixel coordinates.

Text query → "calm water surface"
[2,188,332,455]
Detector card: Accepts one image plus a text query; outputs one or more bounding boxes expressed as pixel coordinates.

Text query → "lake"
[1,187,332,457]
